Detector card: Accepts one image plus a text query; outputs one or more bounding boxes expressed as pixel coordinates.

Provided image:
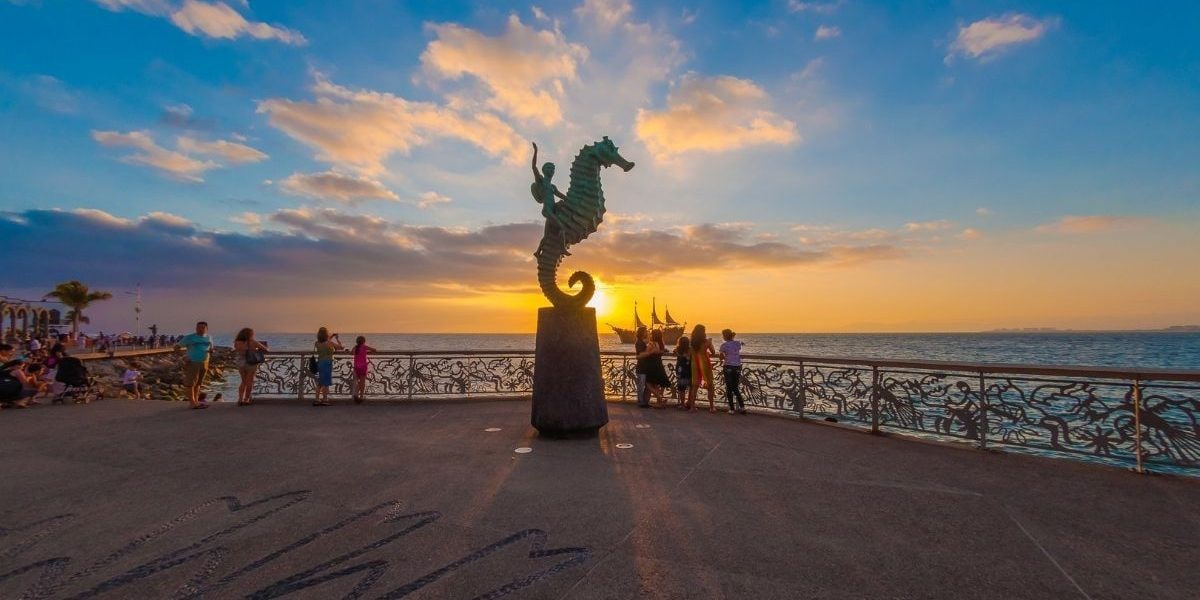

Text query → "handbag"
[245,349,266,365]
[307,356,319,375]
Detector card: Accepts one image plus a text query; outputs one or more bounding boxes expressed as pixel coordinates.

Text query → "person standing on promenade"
[719,329,746,414]
[645,329,671,406]
[351,336,376,404]
[689,324,718,413]
[176,321,212,410]
[313,327,343,406]
[674,336,691,409]
[233,327,269,406]
[633,327,651,408]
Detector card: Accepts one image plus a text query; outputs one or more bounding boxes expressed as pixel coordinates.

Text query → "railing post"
[870,366,880,433]
[406,355,415,401]
[977,371,988,450]
[621,355,628,402]
[797,361,806,418]
[1133,378,1144,474]
[295,354,305,401]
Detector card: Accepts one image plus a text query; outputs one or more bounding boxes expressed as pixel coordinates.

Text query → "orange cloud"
[92,129,266,182]
[635,74,798,160]
[93,0,306,45]
[1035,215,1150,235]
[170,0,306,44]
[279,171,399,204]
[176,135,267,164]
[421,15,587,126]
[92,130,216,182]
[258,74,528,176]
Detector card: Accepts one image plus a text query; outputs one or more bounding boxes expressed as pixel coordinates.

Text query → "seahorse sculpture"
[530,137,635,309]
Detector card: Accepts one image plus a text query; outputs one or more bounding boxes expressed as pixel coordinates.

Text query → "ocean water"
[210,332,1200,370]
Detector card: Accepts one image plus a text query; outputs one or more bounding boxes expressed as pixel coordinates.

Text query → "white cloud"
[177,135,267,164]
[575,0,633,29]
[91,0,305,45]
[92,129,266,182]
[417,191,452,208]
[1035,215,1149,235]
[230,212,262,228]
[17,75,79,114]
[92,130,217,182]
[635,74,798,160]
[947,13,1057,63]
[957,228,982,241]
[279,170,400,204]
[93,0,171,14]
[258,73,528,176]
[976,207,993,217]
[420,15,587,126]
[814,25,841,40]
[788,0,843,15]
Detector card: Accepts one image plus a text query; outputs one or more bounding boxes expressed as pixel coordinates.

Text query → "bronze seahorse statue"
[530,137,634,309]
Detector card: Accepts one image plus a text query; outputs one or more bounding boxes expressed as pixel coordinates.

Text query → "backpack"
[0,371,22,401]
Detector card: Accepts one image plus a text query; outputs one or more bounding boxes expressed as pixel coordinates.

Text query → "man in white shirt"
[122,364,142,398]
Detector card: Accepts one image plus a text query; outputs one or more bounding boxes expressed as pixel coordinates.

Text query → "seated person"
[122,364,142,397]
[17,363,50,403]
[2,358,41,408]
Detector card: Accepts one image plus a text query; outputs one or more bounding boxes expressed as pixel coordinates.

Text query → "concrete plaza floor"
[1,398,1197,599]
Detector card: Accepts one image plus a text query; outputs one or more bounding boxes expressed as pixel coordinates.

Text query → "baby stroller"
[54,357,100,404]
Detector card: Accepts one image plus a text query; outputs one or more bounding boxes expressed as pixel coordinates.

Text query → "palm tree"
[45,281,113,337]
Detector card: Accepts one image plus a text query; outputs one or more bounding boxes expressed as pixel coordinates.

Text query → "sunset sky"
[2,0,1198,334]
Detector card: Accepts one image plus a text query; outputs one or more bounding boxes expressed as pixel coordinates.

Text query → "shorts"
[183,361,208,387]
[354,365,368,379]
[676,378,691,391]
[123,383,137,393]
[317,359,333,387]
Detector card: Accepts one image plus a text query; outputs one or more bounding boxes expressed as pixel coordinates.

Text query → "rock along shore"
[80,347,236,401]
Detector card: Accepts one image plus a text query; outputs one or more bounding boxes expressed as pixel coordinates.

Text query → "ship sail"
[664,306,679,326]
[613,299,684,345]
[650,297,665,326]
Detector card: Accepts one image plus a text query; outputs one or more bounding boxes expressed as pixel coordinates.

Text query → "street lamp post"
[125,284,142,346]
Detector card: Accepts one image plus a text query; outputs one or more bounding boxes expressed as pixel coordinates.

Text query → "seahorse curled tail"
[536,230,594,309]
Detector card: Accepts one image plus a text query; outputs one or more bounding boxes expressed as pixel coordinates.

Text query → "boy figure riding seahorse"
[531,142,571,258]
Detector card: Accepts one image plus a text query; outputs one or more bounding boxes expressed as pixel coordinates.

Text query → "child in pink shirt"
[352,336,376,404]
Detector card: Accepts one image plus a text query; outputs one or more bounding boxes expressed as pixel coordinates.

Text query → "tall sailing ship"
[608,298,686,345]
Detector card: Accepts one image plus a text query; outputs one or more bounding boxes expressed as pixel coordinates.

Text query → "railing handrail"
[252,349,1200,383]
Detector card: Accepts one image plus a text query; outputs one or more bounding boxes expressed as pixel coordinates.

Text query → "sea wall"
[80,347,236,401]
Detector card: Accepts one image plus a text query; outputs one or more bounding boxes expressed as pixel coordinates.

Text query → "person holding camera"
[313,327,344,406]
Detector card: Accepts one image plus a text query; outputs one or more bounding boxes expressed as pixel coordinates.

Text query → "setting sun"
[587,278,614,322]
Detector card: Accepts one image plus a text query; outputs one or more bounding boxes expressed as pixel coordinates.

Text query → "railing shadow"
[250,350,1200,477]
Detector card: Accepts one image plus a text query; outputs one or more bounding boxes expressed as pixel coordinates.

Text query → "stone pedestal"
[531,306,608,438]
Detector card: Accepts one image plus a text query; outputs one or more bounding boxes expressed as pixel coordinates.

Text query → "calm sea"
[209,332,1200,370]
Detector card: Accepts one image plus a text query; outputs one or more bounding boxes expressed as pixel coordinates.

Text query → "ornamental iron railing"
[251,351,1200,476]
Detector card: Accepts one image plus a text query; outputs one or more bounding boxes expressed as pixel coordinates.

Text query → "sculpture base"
[531,306,608,438]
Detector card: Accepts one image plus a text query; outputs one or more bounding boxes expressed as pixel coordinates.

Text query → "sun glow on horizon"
[587,278,614,322]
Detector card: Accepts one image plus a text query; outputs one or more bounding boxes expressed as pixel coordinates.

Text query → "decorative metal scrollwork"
[251,351,1200,475]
